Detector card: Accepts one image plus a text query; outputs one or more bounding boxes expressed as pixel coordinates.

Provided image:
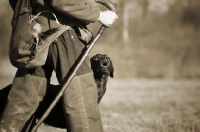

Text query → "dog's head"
[90,54,114,78]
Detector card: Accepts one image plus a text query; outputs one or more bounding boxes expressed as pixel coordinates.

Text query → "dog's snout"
[101,58,109,68]
[102,62,108,67]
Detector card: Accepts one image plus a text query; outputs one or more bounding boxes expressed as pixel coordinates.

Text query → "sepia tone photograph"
[0,0,200,132]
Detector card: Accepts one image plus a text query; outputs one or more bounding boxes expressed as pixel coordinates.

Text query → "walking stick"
[31,0,118,131]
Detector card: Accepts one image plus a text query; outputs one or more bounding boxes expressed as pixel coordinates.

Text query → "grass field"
[36,79,200,132]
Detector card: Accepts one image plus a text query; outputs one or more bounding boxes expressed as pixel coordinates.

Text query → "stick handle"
[95,0,119,36]
[95,0,119,13]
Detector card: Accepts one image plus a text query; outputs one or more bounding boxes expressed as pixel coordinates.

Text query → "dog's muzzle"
[100,56,111,72]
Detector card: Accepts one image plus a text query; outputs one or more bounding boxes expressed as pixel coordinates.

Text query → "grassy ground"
[36,79,200,132]
[98,79,200,132]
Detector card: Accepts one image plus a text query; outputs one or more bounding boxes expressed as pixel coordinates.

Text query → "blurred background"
[90,0,200,79]
[0,0,200,132]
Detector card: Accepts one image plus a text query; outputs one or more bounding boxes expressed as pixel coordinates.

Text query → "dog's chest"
[95,77,108,94]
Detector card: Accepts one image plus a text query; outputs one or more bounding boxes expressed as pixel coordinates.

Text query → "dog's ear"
[90,56,97,68]
[109,61,114,78]
[90,54,100,65]
[110,70,114,78]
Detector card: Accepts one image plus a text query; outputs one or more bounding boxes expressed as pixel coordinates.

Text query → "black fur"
[90,54,114,103]
[0,54,114,130]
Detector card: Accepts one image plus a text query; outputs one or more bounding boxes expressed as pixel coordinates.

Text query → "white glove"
[98,10,118,27]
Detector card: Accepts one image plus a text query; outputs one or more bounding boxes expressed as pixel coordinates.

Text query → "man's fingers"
[98,10,118,27]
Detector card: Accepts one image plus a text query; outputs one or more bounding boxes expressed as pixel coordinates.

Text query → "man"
[0,0,118,132]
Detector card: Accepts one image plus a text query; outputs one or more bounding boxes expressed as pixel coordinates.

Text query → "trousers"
[0,30,104,132]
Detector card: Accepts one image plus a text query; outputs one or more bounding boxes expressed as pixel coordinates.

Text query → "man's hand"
[98,10,118,27]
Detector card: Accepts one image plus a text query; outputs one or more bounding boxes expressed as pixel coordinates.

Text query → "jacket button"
[71,35,75,41]
[85,127,88,130]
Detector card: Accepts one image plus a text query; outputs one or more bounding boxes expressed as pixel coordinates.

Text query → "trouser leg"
[62,73,104,132]
[48,30,104,132]
[0,66,51,132]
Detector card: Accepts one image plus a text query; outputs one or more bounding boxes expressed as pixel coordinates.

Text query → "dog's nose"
[103,55,109,59]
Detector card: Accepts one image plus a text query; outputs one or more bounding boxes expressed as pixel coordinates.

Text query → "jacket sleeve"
[50,0,100,23]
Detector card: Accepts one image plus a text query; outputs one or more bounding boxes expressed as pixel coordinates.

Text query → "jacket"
[9,0,100,24]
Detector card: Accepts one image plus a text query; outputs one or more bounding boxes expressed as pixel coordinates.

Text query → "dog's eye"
[95,57,100,61]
